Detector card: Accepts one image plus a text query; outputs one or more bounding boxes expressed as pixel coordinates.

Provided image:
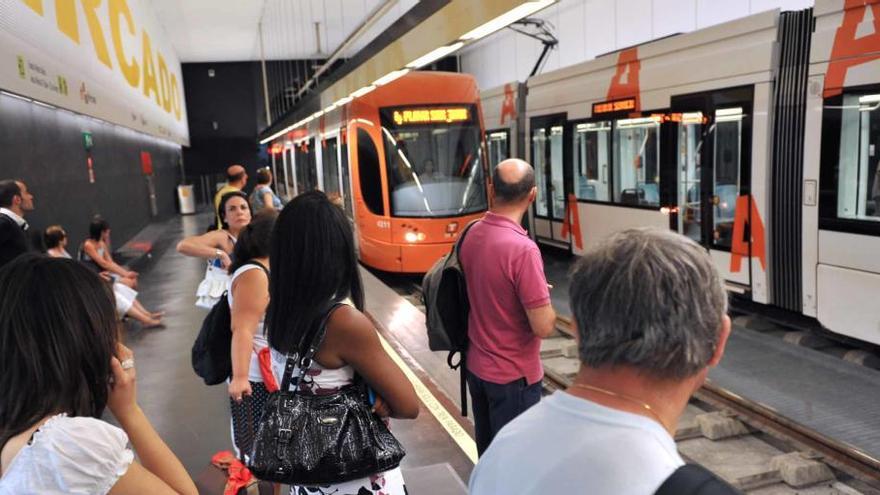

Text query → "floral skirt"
[288,467,407,495]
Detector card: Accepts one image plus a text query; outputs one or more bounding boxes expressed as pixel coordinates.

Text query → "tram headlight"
[404,231,426,243]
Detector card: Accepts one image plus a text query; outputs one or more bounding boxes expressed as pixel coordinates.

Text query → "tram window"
[678,113,703,243]
[356,128,385,215]
[573,122,611,202]
[713,108,744,248]
[835,94,880,221]
[532,128,549,216]
[323,137,340,196]
[549,126,565,219]
[487,131,509,169]
[294,143,309,194]
[613,117,660,206]
[378,105,487,218]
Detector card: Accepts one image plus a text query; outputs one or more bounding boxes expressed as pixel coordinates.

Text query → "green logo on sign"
[58,76,68,95]
[17,56,25,79]
[83,132,93,150]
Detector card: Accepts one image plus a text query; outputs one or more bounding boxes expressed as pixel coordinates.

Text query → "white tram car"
[481,0,880,345]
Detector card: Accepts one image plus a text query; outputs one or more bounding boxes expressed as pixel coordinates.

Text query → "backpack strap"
[654,464,741,495]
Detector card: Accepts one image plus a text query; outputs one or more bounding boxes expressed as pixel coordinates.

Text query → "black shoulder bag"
[247,303,406,485]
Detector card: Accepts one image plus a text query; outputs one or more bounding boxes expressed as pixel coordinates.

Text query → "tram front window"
[380,105,488,217]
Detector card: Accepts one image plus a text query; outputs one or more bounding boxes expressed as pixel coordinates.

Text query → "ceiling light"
[373,69,410,87]
[350,85,376,99]
[406,42,464,69]
[460,0,555,41]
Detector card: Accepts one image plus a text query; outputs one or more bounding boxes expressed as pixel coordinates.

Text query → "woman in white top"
[0,254,196,495]
[46,225,162,328]
[265,191,419,495]
[177,191,252,308]
[226,210,277,462]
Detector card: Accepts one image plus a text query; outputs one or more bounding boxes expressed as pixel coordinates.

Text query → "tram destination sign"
[593,98,636,115]
[390,106,471,126]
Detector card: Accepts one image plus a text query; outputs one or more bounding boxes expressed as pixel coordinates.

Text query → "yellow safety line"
[377,333,478,464]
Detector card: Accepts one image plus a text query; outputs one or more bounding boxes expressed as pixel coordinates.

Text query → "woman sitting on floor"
[80,217,139,290]
[47,225,162,328]
[0,254,196,494]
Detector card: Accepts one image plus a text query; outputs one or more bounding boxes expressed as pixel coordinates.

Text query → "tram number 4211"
[377,220,391,229]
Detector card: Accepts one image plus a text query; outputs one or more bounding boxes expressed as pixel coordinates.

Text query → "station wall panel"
[0,92,181,253]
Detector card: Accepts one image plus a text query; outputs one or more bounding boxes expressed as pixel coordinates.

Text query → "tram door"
[486,130,510,168]
[530,116,570,250]
[339,130,354,218]
[673,100,751,288]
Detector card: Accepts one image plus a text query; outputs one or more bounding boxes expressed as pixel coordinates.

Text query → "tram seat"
[714,184,738,223]
[578,177,597,200]
[620,188,645,205]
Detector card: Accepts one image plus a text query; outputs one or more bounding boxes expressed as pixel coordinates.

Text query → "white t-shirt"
[468,391,684,495]
[0,414,134,494]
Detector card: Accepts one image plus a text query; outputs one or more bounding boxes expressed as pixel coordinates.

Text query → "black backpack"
[192,261,269,386]
[654,464,741,495]
[421,221,478,416]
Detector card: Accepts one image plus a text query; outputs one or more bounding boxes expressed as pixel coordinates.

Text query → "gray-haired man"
[469,228,732,495]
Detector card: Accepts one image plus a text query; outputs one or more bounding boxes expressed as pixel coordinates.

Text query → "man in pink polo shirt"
[460,158,557,455]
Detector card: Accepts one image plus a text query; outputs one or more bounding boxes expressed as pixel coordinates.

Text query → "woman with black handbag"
[256,191,419,494]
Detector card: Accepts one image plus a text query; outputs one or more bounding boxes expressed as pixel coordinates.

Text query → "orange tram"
[267,71,490,273]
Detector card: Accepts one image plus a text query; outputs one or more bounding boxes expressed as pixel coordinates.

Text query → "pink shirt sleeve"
[514,245,551,310]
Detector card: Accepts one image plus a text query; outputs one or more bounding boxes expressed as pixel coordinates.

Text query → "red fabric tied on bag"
[258,347,279,392]
[211,450,255,495]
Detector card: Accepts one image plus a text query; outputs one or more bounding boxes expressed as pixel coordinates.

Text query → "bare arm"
[228,269,269,400]
[526,303,557,338]
[83,241,128,277]
[323,306,419,419]
[262,191,276,211]
[107,348,196,495]
[176,230,231,268]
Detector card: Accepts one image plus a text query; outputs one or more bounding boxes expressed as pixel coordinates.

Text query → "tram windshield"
[380,105,488,217]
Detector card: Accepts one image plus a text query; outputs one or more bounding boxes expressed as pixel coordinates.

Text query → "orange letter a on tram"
[824,0,880,98]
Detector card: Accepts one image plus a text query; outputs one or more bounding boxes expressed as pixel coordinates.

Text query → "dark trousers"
[466,370,541,456]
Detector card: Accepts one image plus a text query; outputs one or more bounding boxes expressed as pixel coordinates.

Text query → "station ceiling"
[149,0,415,63]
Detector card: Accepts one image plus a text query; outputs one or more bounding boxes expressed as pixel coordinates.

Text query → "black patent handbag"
[247,303,406,485]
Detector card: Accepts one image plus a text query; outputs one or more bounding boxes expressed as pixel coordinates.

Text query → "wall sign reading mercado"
[0,0,189,145]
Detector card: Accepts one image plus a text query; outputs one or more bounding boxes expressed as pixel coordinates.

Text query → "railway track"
[545,316,880,494]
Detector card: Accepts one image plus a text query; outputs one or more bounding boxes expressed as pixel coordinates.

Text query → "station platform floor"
[115,212,473,493]
[541,248,880,465]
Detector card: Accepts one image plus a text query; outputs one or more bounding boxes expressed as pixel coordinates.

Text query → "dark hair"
[255,167,272,185]
[218,190,250,230]
[44,225,67,249]
[0,254,118,448]
[89,217,109,241]
[266,191,364,354]
[0,179,22,208]
[228,169,246,183]
[229,210,277,273]
[492,165,535,203]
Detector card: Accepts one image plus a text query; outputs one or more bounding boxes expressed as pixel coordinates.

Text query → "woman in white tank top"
[225,211,277,463]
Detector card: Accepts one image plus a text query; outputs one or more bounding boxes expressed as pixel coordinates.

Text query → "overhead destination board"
[0,0,189,145]
[592,98,636,115]
[390,106,471,126]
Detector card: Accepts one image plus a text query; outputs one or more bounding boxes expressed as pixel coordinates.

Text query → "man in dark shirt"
[0,179,35,269]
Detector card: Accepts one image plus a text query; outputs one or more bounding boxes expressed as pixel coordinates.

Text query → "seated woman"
[249,167,282,213]
[266,191,419,494]
[0,254,197,494]
[46,225,162,328]
[81,217,138,290]
[177,191,251,308]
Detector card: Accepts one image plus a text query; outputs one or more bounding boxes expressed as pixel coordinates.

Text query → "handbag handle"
[279,302,346,392]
